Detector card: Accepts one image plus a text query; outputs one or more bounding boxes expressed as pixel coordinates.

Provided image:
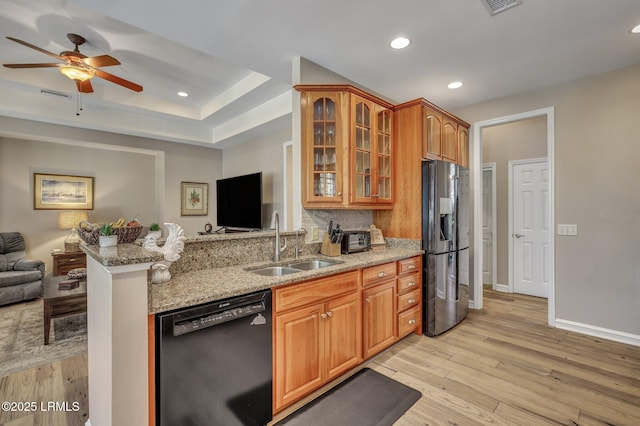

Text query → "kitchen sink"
[250,266,301,276]
[247,258,343,276]
[286,259,342,270]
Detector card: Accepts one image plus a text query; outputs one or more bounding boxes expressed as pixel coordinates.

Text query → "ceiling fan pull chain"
[76,91,83,116]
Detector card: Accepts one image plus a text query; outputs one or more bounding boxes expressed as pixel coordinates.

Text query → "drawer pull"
[377,272,387,278]
[326,311,333,317]
[407,281,416,287]
[321,313,327,319]
[407,265,416,270]
[68,258,76,262]
[408,319,416,325]
[408,299,416,304]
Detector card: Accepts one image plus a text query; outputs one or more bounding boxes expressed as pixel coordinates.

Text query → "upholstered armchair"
[0,232,45,306]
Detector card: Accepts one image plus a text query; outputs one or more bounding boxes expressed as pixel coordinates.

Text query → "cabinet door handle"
[365,298,371,303]
[337,192,342,196]
[321,313,327,319]
[377,271,387,278]
[407,281,416,287]
[408,299,416,304]
[326,311,333,317]
[408,319,416,325]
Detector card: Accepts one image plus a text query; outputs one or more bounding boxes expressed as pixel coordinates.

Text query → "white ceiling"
[1,0,639,148]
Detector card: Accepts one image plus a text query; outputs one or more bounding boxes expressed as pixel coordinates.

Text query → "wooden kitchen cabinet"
[396,256,422,338]
[458,126,469,168]
[362,262,397,359]
[373,98,469,240]
[362,280,396,359]
[442,117,458,162]
[297,85,394,209]
[273,271,361,412]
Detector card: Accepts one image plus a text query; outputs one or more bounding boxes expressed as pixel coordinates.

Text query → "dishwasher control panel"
[173,302,265,336]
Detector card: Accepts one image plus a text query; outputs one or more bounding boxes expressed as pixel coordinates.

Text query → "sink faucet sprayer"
[270,211,287,262]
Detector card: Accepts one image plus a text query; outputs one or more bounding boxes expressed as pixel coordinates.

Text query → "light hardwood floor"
[372,290,640,425]
[1,290,638,425]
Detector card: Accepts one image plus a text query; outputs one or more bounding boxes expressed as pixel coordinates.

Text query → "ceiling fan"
[3,33,143,93]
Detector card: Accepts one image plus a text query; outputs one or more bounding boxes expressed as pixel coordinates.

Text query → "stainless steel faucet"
[272,211,287,262]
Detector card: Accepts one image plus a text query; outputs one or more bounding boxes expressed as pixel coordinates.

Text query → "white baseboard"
[493,283,509,292]
[555,318,640,347]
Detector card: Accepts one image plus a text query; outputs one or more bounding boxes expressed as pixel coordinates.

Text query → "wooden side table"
[51,250,87,276]
[43,275,87,345]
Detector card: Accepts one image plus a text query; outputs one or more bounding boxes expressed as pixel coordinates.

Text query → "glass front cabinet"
[298,85,394,209]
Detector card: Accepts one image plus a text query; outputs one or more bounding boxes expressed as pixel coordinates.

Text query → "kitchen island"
[82,231,422,426]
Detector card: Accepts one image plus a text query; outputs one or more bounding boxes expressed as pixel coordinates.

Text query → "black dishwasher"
[156,290,272,426]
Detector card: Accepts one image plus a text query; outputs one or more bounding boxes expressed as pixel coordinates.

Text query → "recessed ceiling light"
[448,81,463,89]
[631,24,640,34]
[177,91,189,97]
[390,37,410,49]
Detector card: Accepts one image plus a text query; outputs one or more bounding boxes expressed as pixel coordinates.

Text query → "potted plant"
[99,223,118,247]
[148,223,162,239]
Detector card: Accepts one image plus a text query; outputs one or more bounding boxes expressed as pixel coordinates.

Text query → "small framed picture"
[34,173,94,210]
[181,182,208,216]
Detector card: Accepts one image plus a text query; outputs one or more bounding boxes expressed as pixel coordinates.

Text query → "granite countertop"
[149,248,423,314]
[82,243,164,267]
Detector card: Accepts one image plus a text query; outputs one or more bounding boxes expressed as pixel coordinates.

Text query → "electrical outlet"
[312,226,319,241]
[558,224,578,236]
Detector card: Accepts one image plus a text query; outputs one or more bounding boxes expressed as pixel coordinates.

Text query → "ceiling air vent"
[481,0,523,16]
[40,88,72,100]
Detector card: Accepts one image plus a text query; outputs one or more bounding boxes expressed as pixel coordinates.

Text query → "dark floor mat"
[276,368,421,426]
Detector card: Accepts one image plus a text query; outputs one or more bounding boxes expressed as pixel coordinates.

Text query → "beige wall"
[482,117,547,285]
[0,116,223,273]
[453,62,640,335]
[222,126,292,230]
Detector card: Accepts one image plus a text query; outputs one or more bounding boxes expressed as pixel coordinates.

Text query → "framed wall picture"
[34,173,94,210]
[181,181,208,216]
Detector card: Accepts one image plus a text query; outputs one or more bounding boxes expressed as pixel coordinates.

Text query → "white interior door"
[511,159,549,298]
[482,165,496,287]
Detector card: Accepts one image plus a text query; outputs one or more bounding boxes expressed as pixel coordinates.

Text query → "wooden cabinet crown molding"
[294,84,395,110]
[394,97,470,128]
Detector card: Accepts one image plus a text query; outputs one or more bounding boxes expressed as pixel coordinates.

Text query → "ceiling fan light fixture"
[59,64,95,82]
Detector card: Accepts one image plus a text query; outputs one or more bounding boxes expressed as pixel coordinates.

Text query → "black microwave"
[340,230,371,254]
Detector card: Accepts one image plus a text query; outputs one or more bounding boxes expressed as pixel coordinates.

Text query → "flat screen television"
[216,172,263,231]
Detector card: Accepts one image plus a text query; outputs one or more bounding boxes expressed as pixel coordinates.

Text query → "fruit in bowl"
[127,219,141,227]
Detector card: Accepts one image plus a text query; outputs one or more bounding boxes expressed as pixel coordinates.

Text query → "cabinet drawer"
[362,262,396,287]
[57,255,85,266]
[397,256,420,275]
[398,306,421,338]
[274,270,359,313]
[397,272,420,294]
[397,289,420,312]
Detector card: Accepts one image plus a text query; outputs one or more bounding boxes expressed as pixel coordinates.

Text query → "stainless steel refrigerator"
[422,160,470,336]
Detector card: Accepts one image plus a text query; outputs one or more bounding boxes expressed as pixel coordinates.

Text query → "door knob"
[514,233,525,238]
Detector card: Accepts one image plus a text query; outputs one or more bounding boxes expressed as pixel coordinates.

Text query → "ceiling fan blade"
[6,36,64,60]
[94,69,143,92]
[76,80,94,93]
[3,63,61,68]
[82,55,121,68]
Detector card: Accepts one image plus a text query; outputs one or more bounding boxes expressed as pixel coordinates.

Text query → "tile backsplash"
[301,209,373,241]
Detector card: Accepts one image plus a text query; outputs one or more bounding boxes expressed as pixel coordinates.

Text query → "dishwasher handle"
[173,301,265,336]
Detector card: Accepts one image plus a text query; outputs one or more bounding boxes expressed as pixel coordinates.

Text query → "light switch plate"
[312,226,319,241]
[558,224,578,236]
